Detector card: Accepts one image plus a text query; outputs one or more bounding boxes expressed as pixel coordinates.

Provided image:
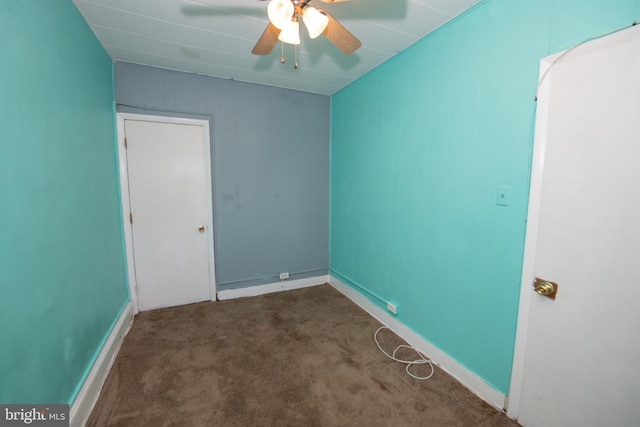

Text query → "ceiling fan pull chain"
[280,41,286,63]
[294,45,299,69]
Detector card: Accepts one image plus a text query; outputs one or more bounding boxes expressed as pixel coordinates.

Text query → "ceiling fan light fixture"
[302,7,329,39]
[267,0,294,30]
[278,20,301,45]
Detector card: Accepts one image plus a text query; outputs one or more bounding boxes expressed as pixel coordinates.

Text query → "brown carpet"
[88,284,520,426]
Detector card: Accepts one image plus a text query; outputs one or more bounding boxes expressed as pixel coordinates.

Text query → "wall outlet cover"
[386,302,397,315]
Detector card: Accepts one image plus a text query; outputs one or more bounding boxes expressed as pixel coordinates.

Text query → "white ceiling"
[72,0,480,95]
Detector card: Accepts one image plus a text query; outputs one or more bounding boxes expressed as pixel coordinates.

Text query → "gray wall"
[114,62,329,291]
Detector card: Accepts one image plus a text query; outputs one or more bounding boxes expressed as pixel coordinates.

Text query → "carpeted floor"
[88,284,520,426]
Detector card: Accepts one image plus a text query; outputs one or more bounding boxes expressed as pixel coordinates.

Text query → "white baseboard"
[70,301,135,427]
[217,275,329,301]
[329,276,507,412]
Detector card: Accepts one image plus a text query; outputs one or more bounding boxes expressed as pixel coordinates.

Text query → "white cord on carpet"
[374,326,434,380]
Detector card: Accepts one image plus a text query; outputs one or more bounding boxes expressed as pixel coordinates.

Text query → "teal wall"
[0,1,129,404]
[330,0,640,394]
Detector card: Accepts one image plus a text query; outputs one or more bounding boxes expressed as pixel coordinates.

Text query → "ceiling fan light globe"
[302,7,329,39]
[267,0,294,30]
[278,20,300,45]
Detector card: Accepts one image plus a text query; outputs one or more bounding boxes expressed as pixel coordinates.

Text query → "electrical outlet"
[279,272,289,281]
[386,302,397,315]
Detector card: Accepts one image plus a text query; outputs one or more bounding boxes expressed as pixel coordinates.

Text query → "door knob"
[533,278,558,299]
[536,282,554,295]
[198,225,205,233]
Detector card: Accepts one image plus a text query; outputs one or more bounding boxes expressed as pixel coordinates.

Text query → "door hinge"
[124,137,128,149]
[129,213,133,224]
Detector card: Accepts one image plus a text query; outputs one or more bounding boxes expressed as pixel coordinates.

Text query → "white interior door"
[123,117,214,311]
[510,25,640,426]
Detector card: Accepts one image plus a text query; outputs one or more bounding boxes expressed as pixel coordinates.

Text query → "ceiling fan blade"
[320,0,351,2]
[319,10,361,54]
[252,23,281,55]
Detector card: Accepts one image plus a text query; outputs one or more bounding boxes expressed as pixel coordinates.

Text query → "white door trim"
[115,113,216,313]
[505,52,556,419]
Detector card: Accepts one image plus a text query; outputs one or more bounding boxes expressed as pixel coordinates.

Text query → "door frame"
[115,113,216,313]
[506,52,556,419]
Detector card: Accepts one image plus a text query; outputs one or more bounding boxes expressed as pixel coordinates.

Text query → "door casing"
[115,113,216,312]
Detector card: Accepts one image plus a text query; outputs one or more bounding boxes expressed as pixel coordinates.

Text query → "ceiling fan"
[252,0,361,57]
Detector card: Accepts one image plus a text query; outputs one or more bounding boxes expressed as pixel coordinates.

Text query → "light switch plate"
[497,185,511,206]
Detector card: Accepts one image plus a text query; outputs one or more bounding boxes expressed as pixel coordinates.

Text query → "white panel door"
[513,25,640,426]
[124,119,213,311]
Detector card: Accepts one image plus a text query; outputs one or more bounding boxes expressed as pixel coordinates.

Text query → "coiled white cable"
[374,326,434,380]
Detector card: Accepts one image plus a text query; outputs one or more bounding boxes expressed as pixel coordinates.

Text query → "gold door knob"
[536,282,554,295]
[198,225,205,233]
[533,278,558,299]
